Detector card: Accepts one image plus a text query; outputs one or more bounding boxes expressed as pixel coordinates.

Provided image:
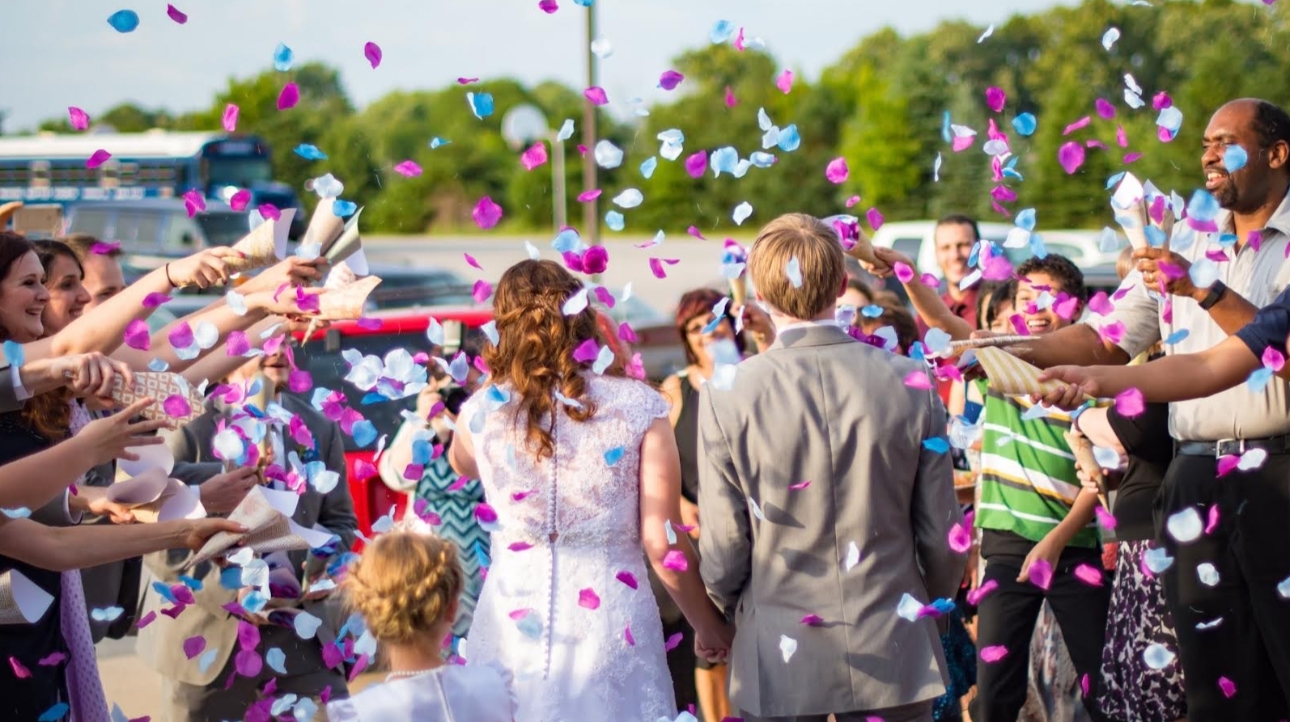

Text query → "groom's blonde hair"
[748,213,846,320]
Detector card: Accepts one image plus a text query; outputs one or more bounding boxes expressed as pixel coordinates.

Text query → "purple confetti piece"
[1073,563,1103,586]
[578,588,600,610]
[166,4,187,23]
[1153,91,1173,110]
[1028,559,1054,590]
[618,322,638,344]
[577,189,602,202]
[288,369,311,394]
[659,70,684,91]
[1058,142,1086,174]
[981,645,1009,663]
[257,203,280,221]
[582,245,608,274]
[229,189,250,211]
[866,207,885,231]
[615,571,638,589]
[1205,504,1220,535]
[86,149,111,169]
[168,321,194,349]
[508,541,533,552]
[572,339,599,363]
[142,292,171,308]
[1219,676,1237,698]
[685,151,708,179]
[162,394,192,419]
[124,319,151,351]
[475,503,498,524]
[68,107,89,131]
[665,632,683,651]
[277,83,299,111]
[394,160,422,177]
[624,625,635,646]
[662,550,688,571]
[1115,387,1145,417]
[948,523,972,553]
[234,649,262,678]
[9,657,30,679]
[893,262,914,284]
[221,104,239,132]
[472,196,503,229]
[800,614,824,626]
[985,87,1006,113]
[1063,116,1092,135]
[472,280,493,304]
[825,157,849,184]
[1095,98,1116,119]
[363,41,382,68]
[183,636,206,659]
[538,0,558,11]
[1095,505,1117,530]
[520,143,548,171]
[776,68,794,94]
[584,86,608,105]
[788,480,811,491]
[37,652,66,667]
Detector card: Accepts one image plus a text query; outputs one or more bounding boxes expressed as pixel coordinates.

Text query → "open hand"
[77,398,175,466]
[199,468,260,514]
[1134,247,1196,299]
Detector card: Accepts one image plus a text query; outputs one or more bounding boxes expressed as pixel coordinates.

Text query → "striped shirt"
[974,381,1100,548]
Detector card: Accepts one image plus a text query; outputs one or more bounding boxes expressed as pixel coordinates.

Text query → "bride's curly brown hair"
[483,259,625,460]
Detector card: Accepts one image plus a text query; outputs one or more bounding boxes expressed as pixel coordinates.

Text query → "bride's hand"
[694,619,735,665]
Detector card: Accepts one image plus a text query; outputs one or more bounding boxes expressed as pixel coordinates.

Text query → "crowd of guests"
[1,93,1290,722]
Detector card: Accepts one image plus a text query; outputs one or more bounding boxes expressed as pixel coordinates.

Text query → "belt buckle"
[1217,438,1245,458]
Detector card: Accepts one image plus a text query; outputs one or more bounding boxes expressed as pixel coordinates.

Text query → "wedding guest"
[326,528,517,721]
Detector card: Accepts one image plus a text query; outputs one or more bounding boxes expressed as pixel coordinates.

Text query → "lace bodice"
[459,375,669,552]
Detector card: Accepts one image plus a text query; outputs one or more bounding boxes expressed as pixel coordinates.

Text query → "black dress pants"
[969,543,1115,722]
[1158,453,1290,722]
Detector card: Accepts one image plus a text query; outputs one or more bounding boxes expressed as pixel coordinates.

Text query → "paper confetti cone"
[323,207,363,265]
[318,276,382,320]
[975,346,1081,398]
[104,468,171,507]
[130,481,204,524]
[0,570,54,625]
[935,335,1035,358]
[111,372,206,425]
[226,210,294,273]
[323,260,359,290]
[302,197,345,250]
[190,486,281,566]
[729,275,748,307]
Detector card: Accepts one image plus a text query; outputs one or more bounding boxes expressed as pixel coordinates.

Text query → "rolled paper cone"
[0,569,53,625]
[323,260,359,290]
[974,347,1086,399]
[323,208,363,263]
[939,335,1035,357]
[303,197,345,250]
[111,372,205,424]
[301,318,323,345]
[318,276,382,320]
[226,211,293,273]
[729,274,748,307]
[1064,430,1111,509]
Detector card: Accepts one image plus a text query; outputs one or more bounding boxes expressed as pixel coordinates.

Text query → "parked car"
[361,263,477,310]
[65,198,257,256]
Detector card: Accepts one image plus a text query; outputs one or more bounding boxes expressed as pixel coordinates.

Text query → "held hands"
[167,247,242,289]
[694,618,735,665]
[77,398,175,466]
[55,352,131,403]
[1034,366,1109,409]
[246,287,326,319]
[862,247,913,280]
[71,485,135,525]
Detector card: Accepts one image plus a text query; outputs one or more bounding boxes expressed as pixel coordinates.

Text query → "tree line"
[29,0,1290,235]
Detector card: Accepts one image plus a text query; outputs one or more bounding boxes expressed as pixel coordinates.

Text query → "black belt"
[1176,436,1290,457]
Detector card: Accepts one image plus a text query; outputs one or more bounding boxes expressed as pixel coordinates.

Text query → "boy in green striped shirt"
[970,255,1112,722]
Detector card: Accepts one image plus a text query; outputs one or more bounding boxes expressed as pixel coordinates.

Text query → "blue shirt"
[1236,285,1290,358]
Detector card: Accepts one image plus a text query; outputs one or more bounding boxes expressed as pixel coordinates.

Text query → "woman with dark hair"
[448,260,733,721]
[0,232,243,720]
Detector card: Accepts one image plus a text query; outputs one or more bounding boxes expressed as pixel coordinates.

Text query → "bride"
[450,259,733,721]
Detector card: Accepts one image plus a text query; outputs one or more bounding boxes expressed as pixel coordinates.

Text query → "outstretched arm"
[0,517,243,572]
[870,248,974,341]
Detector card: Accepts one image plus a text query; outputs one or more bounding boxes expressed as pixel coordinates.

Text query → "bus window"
[114,211,163,252]
[120,163,138,186]
[30,161,50,189]
[67,209,114,240]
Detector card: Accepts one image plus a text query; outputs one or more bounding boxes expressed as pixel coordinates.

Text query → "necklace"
[385,667,442,682]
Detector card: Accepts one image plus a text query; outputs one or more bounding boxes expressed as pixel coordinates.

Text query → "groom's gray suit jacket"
[698,323,964,718]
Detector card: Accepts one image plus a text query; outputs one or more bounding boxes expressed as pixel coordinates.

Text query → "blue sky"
[0,0,1071,132]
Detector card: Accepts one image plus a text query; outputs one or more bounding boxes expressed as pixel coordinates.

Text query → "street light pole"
[582,0,599,247]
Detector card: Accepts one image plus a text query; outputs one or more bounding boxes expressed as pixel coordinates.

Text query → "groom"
[697,213,965,722]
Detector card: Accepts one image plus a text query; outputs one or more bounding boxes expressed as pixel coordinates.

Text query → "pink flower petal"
[37,652,67,667]
[183,189,206,218]
[124,319,151,350]
[904,371,932,390]
[572,339,600,364]
[1095,505,1117,530]
[584,86,608,106]
[825,157,849,184]
[1087,291,1114,316]
[277,83,300,111]
[1058,142,1086,174]
[162,394,192,420]
[1124,152,1143,164]
[68,107,89,131]
[845,195,861,208]
[8,657,30,679]
[776,69,794,94]
[508,541,533,552]
[618,322,638,344]
[648,257,679,279]
[1063,116,1092,136]
[86,149,111,169]
[363,41,382,69]
[166,4,188,23]
[257,203,280,221]
[1028,559,1054,590]
[577,588,601,610]
[288,369,311,394]
[948,523,972,553]
[142,292,171,309]
[893,262,914,284]
[616,571,638,589]
[458,77,479,85]
[1073,563,1103,586]
[685,151,708,179]
[474,503,498,524]
[1117,125,1129,148]
[219,188,248,212]
[472,196,503,229]
[520,142,548,171]
[234,649,262,678]
[981,645,1009,663]
[866,207,884,231]
[581,246,609,275]
[665,632,683,651]
[1264,347,1286,372]
[1205,504,1220,535]
[1095,98,1116,119]
[1100,320,1127,346]
[801,614,824,626]
[659,70,684,91]
[1153,91,1173,110]
[724,86,737,108]
[1217,454,1240,478]
[183,636,206,659]
[662,550,688,571]
[1218,676,1237,699]
[463,253,484,271]
[577,189,602,202]
[624,625,635,646]
[224,331,249,357]
[967,579,998,606]
[788,480,811,491]
[222,103,239,132]
[1115,387,1145,417]
[539,0,558,12]
[394,160,422,178]
[985,87,1006,113]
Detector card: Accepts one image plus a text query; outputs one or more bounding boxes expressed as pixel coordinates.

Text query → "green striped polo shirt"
[974,381,1100,549]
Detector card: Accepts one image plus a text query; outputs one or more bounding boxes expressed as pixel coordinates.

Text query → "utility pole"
[581,1,599,247]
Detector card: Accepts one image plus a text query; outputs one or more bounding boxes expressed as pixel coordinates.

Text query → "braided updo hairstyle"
[342,531,463,645]
[483,259,626,460]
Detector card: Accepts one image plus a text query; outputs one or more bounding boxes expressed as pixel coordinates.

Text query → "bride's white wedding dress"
[458,375,678,722]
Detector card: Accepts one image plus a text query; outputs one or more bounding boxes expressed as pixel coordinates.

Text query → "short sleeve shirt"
[1236,285,1290,359]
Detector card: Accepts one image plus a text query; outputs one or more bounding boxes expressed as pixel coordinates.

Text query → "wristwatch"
[1198,281,1228,311]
